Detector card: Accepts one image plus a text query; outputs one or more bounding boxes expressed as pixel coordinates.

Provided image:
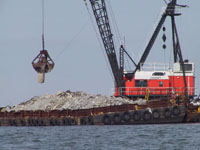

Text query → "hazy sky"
[0,0,199,106]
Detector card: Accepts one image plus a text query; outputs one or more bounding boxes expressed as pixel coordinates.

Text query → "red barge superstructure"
[116,61,195,99]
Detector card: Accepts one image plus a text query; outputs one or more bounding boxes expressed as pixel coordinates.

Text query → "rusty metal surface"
[0,103,193,126]
[1,99,199,126]
[0,105,188,126]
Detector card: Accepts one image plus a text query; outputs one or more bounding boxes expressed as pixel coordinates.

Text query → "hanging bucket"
[32,50,54,83]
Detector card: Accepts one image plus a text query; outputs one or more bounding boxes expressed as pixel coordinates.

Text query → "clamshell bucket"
[32,50,54,83]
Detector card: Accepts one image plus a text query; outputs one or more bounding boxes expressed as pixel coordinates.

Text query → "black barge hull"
[0,105,197,126]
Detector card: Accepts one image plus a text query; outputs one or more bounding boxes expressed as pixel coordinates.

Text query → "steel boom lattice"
[89,0,124,88]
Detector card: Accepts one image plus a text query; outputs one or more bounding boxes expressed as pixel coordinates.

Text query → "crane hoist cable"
[42,0,45,50]
[32,0,55,83]
[107,0,122,45]
[107,0,135,72]
[83,0,114,82]
[55,17,90,61]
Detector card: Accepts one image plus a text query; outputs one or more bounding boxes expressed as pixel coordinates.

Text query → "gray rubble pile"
[3,90,147,112]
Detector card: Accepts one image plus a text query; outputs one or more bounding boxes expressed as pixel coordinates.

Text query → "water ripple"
[0,124,200,150]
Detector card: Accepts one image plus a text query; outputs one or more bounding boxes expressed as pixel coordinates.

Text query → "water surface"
[0,124,200,150]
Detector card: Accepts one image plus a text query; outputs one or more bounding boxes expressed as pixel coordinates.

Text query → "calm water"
[0,124,200,150]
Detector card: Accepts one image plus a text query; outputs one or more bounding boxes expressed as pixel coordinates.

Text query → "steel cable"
[83,0,114,82]
[41,0,45,49]
[55,17,90,61]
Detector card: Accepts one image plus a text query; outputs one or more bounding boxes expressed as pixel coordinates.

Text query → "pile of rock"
[3,90,147,112]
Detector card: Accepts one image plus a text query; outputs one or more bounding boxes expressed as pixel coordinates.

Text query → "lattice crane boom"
[88,0,124,88]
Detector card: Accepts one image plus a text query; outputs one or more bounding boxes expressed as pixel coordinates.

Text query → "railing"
[162,6,182,15]
[140,62,169,71]
[114,87,196,97]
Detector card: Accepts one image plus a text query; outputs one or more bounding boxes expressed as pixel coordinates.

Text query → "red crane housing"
[115,61,195,99]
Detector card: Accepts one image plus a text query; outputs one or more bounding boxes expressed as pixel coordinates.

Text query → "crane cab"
[115,61,195,99]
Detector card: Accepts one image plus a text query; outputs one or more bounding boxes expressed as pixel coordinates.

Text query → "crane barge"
[0,0,199,126]
[88,0,194,102]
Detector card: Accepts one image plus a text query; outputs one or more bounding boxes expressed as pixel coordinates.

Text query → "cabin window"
[152,72,165,76]
[180,64,193,72]
[135,80,148,87]
[159,81,163,87]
